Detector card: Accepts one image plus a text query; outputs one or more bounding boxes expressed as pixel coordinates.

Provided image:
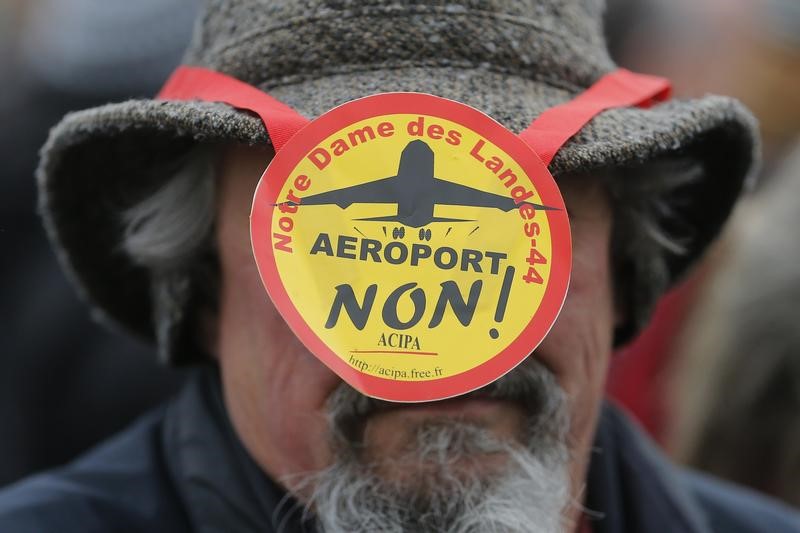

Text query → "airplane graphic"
[286,140,557,229]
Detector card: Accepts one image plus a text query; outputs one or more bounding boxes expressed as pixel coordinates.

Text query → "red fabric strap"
[157,66,670,164]
[158,66,311,152]
[518,68,671,166]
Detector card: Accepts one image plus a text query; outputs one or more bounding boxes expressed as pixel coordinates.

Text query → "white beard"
[303,361,573,533]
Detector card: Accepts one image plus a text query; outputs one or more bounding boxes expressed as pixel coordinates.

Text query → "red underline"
[350,349,439,356]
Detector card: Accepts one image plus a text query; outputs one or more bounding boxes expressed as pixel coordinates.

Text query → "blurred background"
[605,0,800,507]
[0,0,199,485]
[0,0,798,508]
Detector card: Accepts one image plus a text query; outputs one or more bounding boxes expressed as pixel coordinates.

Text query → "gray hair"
[122,148,217,271]
[121,146,218,362]
[601,157,702,342]
[120,148,700,361]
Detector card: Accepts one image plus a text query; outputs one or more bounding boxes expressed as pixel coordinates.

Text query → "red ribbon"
[518,68,671,166]
[158,66,310,152]
[158,66,671,164]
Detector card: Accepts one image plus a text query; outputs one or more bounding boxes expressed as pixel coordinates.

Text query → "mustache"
[325,358,568,445]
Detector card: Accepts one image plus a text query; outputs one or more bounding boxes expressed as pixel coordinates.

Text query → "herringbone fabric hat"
[38,0,759,361]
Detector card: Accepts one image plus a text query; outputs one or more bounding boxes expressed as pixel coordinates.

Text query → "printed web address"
[348,353,444,379]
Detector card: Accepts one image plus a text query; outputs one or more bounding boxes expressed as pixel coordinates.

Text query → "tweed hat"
[38,0,759,362]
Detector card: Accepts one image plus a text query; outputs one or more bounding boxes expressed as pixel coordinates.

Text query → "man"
[1,0,798,531]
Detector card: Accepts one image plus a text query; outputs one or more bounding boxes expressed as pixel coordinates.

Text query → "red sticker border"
[251,93,571,402]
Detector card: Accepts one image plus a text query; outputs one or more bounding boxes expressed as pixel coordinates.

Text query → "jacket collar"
[162,368,311,533]
[585,404,711,533]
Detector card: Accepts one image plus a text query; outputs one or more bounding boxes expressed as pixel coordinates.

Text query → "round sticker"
[251,93,570,402]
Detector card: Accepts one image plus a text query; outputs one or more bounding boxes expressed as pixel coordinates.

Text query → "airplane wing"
[430,178,558,212]
[287,176,399,209]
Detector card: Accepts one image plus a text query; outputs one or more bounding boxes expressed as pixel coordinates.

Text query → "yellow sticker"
[251,93,570,402]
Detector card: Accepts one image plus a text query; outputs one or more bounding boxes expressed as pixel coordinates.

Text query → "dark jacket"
[0,369,797,532]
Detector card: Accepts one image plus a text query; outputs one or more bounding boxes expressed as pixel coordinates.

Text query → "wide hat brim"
[38,65,759,355]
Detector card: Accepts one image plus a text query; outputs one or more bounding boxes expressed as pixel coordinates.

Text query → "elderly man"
[1,0,798,532]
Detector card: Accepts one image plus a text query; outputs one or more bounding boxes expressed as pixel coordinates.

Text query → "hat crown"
[185,0,614,92]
